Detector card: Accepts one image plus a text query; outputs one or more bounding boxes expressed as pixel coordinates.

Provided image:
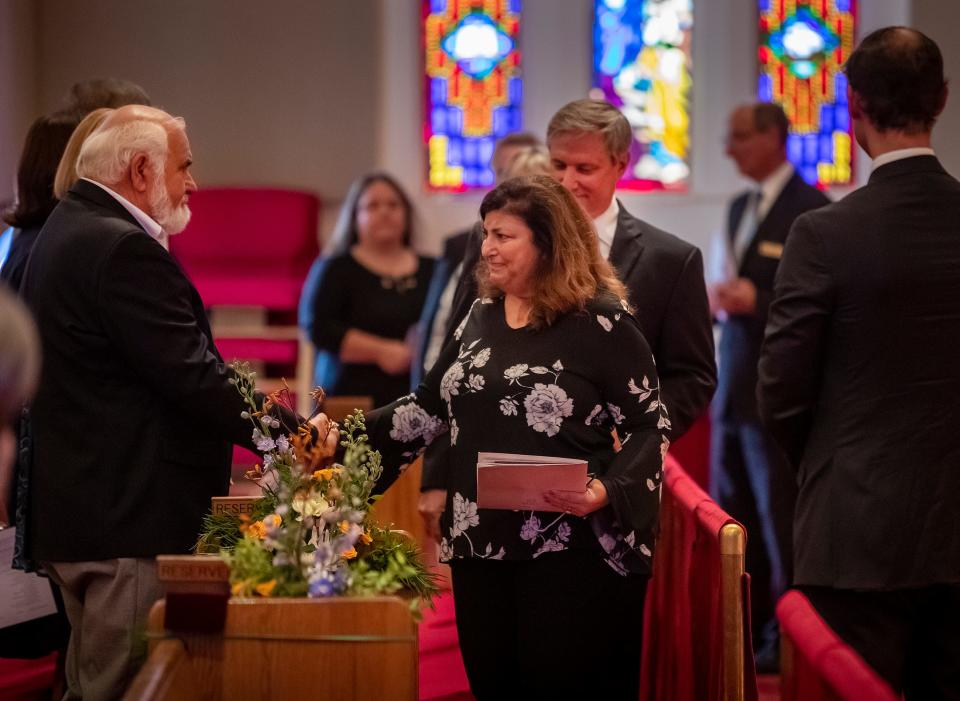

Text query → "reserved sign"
[211,496,260,518]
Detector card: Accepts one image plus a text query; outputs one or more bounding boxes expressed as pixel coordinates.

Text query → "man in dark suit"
[419,99,716,537]
[711,102,829,669]
[20,105,293,701]
[758,27,960,696]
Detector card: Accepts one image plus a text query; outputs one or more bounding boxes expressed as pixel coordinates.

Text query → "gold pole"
[719,523,746,701]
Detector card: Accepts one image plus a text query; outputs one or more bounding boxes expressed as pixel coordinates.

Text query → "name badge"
[758,241,784,259]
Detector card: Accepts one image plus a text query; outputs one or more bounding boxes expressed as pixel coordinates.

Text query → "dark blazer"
[714,171,830,421]
[21,180,266,562]
[758,155,960,589]
[424,202,716,488]
[0,225,43,292]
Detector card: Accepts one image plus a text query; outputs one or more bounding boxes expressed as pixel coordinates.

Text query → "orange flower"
[339,520,351,534]
[313,467,340,481]
[254,579,277,597]
[341,547,358,560]
[263,514,282,529]
[242,520,267,540]
[360,531,373,545]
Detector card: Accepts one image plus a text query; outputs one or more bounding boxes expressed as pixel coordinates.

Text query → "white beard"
[148,177,191,236]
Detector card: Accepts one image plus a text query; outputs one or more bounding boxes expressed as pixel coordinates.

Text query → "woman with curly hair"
[314,174,667,699]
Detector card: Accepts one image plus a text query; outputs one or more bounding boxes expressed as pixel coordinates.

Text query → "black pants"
[450,548,648,700]
[800,584,960,700]
[711,416,796,653]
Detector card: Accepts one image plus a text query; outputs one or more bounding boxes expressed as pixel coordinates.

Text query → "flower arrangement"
[196,362,436,609]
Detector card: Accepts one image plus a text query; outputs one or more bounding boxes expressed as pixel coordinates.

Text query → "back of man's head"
[76,105,183,187]
[844,27,947,133]
[547,99,631,161]
[64,78,152,118]
[752,102,790,148]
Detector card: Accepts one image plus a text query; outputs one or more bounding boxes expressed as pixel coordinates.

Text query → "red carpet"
[0,653,57,701]
[419,592,474,700]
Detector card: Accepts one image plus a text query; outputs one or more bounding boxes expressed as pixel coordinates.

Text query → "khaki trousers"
[43,559,163,701]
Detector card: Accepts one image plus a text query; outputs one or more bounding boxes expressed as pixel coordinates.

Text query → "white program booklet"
[476,452,588,512]
[0,528,57,629]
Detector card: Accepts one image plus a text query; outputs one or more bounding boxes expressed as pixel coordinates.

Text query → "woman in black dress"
[308,173,434,406]
[313,175,668,698]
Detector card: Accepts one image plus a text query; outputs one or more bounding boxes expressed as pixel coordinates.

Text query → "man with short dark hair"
[713,101,829,671]
[759,27,960,696]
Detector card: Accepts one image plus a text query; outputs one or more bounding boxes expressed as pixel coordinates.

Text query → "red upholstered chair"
[640,455,758,701]
[777,590,899,701]
[170,187,320,416]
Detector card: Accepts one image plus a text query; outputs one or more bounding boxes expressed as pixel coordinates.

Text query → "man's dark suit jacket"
[714,172,829,421]
[21,180,261,562]
[758,155,960,590]
[423,202,716,489]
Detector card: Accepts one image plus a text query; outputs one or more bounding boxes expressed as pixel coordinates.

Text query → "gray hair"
[76,115,184,185]
[547,99,632,160]
[0,288,40,421]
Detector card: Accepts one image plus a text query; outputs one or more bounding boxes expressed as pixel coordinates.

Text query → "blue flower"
[252,429,276,452]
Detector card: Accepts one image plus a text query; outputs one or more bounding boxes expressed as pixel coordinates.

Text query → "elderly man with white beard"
[18,105,282,701]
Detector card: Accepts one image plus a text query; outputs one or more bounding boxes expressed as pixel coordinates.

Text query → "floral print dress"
[364,293,669,575]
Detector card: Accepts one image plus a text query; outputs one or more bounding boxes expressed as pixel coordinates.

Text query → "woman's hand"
[544,479,609,517]
[308,412,340,458]
[378,340,412,375]
[418,489,447,543]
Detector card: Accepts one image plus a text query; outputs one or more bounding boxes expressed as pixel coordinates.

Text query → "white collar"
[592,197,620,256]
[758,161,795,207]
[871,147,936,171]
[82,178,167,249]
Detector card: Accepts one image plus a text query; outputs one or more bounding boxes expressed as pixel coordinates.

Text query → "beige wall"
[912,0,960,176]
[0,0,38,209]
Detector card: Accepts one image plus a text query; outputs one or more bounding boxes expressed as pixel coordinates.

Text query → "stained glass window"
[759,0,857,187]
[423,0,522,192]
[592,0,693,192]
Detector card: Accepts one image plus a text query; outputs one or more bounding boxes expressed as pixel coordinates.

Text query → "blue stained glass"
[819,134,833,160]
[431,78,447,105]
[787,135,803,163]
[493,107,509,137]
[759,0,771,10]
[758,74,773,102]
[478,137,495,165]
[803,165,817,183]
[804,135,818,164]
[447,107,463,136]
[463,168,480,187]
[820,104,834,132]
[835,73,848,102]
[432,107,448,136]
[511,107,523,132]
[509,77,522,104]
[447,137,463,166]
[835,0,850,10]
[431,0,446,12]
[479,168,495,187]
[509,0,521,13]
[463,140,478,167]
[835,106,849,131]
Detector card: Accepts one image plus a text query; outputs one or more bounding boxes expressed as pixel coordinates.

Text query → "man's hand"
[418,489,447,543]
[308,413,340,458]
[543,479,609,517]
[714,277,758,315]
[378,340,413,375]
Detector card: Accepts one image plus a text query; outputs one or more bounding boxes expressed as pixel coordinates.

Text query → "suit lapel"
[608,202,645,280]
[68,179,143,231]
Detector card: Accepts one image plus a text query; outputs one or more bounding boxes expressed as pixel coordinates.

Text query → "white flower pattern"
[524,383,574,437]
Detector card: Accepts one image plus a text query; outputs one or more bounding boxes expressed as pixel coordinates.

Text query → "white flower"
[520,514,541,541]
[275,435,290,452]
[503,364,529,382]
[646,478,658,491]
[606,403,624,425]
[389,402,438,443]
[660,437,670,460]
[439,537,454,561]
[628,376,653,402]
[596,314,613,332]
[468,373,485,391]
[556,522,571,542]
[585,404,607,426]
[533,539,566,558]
[552,360,563,372]
[449,418,459,446]
[450,492,479,537]
[499,398,519,416]
[639,543,652,557]
[291,491,330,520]
[440,362,464,402]
[523,383,574,437]
[471,347,491,368]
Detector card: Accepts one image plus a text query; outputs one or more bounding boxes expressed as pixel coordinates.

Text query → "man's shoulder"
[617,205,697,258]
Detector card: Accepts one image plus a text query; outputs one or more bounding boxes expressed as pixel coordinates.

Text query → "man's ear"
[614,151,629,178]
[847,85,863,121]
[130,153,151,193]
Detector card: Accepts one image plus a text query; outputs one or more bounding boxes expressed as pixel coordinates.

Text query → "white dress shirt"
[755,159,795,222]
[871,147,936,171]
[593,197,620,260]
[81,178,168,250]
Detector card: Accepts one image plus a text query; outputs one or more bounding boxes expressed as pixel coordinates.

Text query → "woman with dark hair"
[1,111,80,292]
[307,173,434,406]
[313,175,667,699]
